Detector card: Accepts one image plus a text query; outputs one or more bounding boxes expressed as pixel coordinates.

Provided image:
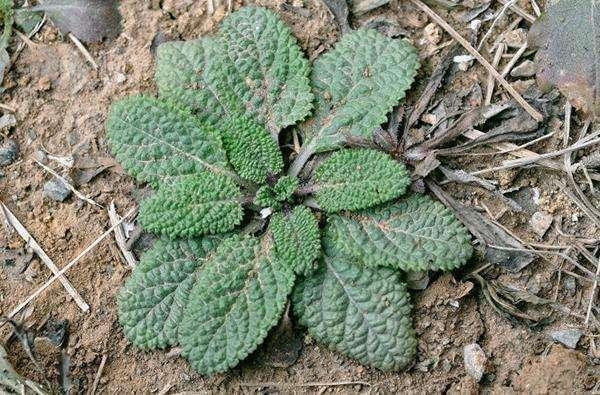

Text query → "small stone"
[502,28,527,47]
[550,329,582,349]
[563,276,577,295]
[529,211,552,237]
[463,343,486,382]
[34,149,48,164]
[36,76,52,91]
[113,72,127,84]
[351,0,390,15]
[0,113,16,130]
[423,23,441,45]
[0,139,19,166]
[43,179,71,202]
[511,60,536,78]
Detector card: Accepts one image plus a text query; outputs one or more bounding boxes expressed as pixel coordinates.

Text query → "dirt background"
[0,0,598,393]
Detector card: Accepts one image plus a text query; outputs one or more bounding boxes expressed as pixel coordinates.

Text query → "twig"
[88,354,107,395]
[0,102,16,112]
[499,43,528,78]
[158,383,173,395]
[485,43,505,105]
[498,0,537,23]
[0,202,90,313]
[67,33,98,70]
[530,0,542,17]
[471,133,600,175]
[478,0,515,51]
[3,207,136,324]
[34,158,102,208]
[107,202,137,268]
[411,0,543,122]
[240,381,371,388]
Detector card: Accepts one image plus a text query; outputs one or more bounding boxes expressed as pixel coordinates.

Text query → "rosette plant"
[108,7,473,375]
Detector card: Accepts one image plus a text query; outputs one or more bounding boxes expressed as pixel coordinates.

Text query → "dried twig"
[67,33,98,69]
[34,158,102,208]
[107,202,137,268]
[411,0,543,122]
[88,354,107,395]
[471,133,600,175]
[240,381,372,388]
[499,43,528,78]
[485,43,505,105]
[498,0,536,23]
[0,202,90,313]
[2,207,136,324]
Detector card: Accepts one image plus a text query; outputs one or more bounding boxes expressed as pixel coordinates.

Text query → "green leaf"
[221,116,284,183]
[179,235,295,375]
[255,176,299,209]
[292,244,417,371]
[219,7,313,135]
[106,96,231,187]
[155,37,241,125]
[312,148,410,213]
[139,173,244,239]
[298,29,419,154]
[155,7,312,136]
[117,237,221,349]
[271,206,321,275]
[30,0,121,43]
[325,194,473,271]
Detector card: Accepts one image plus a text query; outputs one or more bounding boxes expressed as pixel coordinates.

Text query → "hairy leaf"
[298,29,419,154]
[325,194,473,271]
[155,38,241,125]
[155,7,312,135]
[221,116,284,183]
[219,7,313,135]
[292,243,417,371]
[106,96,230,187]
[271,206,321,275]
[139,173,243,239]
[0,0,13,83]
[31,0,121,43]
[255,176,299,208]
[117,237,221,349]
[179,235,295,375]
[312,148,410,213]
[529,0,600,116]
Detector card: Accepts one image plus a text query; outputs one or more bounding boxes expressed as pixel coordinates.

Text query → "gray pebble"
[0,114,16,130]
[0,139,19,166]
[43,179,72,202]
[34,150,48,164]
[529,211,553,237]
[511,60,537,78]
[550,329,582,349]
[463,343,486,382]
[564,276,577,295]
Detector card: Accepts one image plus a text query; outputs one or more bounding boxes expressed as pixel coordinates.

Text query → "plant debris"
[30,0,121,43]
[529,0,600,117]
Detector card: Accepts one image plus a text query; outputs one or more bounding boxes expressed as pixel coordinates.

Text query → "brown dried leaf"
[529,0,600,116]
[31,0,121,43]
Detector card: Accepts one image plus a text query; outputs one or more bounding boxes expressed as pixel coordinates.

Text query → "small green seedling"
[108,7,473,375]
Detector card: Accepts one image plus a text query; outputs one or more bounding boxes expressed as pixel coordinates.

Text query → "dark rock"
[0,139,19,165]
[43,179,72,202]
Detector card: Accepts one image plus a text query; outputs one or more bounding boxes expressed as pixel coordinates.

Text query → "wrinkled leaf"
[529,0,600,116]
[31,0,121,43]
[0,0,13,84]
